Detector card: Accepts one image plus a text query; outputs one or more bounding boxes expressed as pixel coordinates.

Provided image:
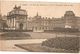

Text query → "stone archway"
[19,23,23,30]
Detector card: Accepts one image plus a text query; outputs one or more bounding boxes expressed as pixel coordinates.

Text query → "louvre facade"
[6,5,80,32]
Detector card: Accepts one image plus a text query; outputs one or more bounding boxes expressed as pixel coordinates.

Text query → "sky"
[0,1,80,18]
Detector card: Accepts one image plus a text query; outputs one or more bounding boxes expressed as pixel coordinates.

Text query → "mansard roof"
[64,11,75,17]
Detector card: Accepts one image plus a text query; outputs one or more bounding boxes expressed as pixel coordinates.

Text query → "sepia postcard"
[0,0,80,53]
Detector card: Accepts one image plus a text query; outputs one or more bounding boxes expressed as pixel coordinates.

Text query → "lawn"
[0,32,31,40]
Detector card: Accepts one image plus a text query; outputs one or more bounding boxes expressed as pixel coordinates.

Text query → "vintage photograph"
[0,1,80,53]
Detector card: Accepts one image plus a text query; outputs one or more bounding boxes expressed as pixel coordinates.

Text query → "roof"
[7,5,27,16]
[64,11,75,16]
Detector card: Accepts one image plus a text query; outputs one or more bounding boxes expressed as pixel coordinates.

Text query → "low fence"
[44,28,79,33]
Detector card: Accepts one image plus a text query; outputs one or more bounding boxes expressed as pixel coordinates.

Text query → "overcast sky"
[1,1,80,18]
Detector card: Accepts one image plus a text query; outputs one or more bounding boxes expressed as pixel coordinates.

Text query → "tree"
[2,22,8,30]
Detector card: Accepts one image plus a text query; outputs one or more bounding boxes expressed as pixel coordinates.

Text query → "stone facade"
[7,5,28,30]
[64,11,77,29]
[26,13,65,32]
[6,5,80,32]
[27,11,80,32]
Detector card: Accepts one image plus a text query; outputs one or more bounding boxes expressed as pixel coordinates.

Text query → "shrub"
[42,37,80,51]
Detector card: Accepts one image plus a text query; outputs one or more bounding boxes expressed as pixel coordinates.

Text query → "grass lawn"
[0,32,31,40]
[0,32,79,40]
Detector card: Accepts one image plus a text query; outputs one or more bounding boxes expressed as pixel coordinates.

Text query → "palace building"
[6,5,80,32]
[27,11,80,32]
